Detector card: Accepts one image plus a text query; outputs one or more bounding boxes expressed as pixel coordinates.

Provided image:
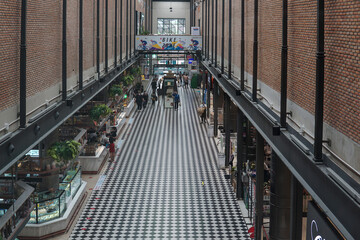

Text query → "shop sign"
[26,149,39,157]
[188,58,194,64]
[136,35,202,51]
[306,201,343,240]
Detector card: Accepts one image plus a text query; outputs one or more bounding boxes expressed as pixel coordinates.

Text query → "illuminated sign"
[136,35,202,51]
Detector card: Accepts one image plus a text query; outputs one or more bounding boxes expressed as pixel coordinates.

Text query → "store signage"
[153,64,188,68]
[188,58,194,64]
[191,27,201,36]
[26,149,39,157]
[306,201,343,240]
[136,35,202,51]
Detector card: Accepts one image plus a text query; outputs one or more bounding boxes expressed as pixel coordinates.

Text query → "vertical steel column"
[79,0,83,90]
[211,0,214,63]
[224,94,230,166]
[105,0,108,73]
[20,0,27,128]
[207,74,211,118]
[114,0,117,67]
[129,0,132,58]
[314,0,325,162]
[221,0,225,73]
[205,0,208,59]
[213,81,218,137]
[255,131,264,240]
[240,0,245,90]
[236,109,244,199]
[214,0,218,67]
[290,175,303,240]
[62,0,67,100]
[150,0,153,33]
[228,0,232,79]
[269,153,291,239]
[280,0,288,128]
[120,0,123,63]
[134,0,136,54]
[190,0,193,27]
[207,0,210,60]
[252,0,258,102]
[202,0,204,56]
[126,0,129,60]
[96,0,100,77]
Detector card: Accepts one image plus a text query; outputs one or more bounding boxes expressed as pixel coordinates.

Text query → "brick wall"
[0,0,141,116]
[0,1,20,111]
[198,0,360,145]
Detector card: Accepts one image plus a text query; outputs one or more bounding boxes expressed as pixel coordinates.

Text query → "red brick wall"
[198,0,360,144]
[0,1,20,111]
[0,0,140,115]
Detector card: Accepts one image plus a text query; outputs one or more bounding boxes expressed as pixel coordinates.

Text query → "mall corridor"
[70,88,250,239]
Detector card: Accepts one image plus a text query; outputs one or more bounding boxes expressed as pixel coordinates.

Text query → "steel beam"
[202,0,204,56]
[211,0,214,63]
[20,0,27,129]
[79,0,83,90]
[213,81,218,137]
[240,0,245,91]
[224,93,230,166]
[96,0,100,77]
[201,61,360,239]
[114,0,117,67]
[252,0,258,102]
[62,0,67,101]
[0,56,139,176]
[120,0,123,63]
[105,0,108,72]
[280,0,288,128]
[221,0,225,73]
[314,0,325,162]
[126,0,129,60]
[228,0,232,79]
[214,0,218,67]
[129,0,132,58]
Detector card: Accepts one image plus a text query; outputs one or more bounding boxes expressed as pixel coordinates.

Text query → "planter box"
[79,146,109,174]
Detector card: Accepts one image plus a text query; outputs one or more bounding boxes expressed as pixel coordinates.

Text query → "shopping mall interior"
[0,0,359,239]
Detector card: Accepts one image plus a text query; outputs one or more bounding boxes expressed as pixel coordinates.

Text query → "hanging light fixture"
[170,0,173,12]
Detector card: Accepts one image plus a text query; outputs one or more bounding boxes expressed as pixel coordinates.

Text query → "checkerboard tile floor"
[70,88,250,239]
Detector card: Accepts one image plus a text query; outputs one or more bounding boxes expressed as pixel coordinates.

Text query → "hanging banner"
[136,35,202,51]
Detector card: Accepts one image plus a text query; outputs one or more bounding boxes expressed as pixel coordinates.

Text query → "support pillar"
[254,131,264,240]
[214,0,218,67]
[236,109,244,199]
[206,74,211,119]
[269,153,291,240]
[240,0,245,90]
[228,0,232,79]
[62,0,67,100]
[211,0,214,63]
[252,0,258,102]
[20,0,27,128]
[105,0,108,72]
[280,0,288,128]
[120,0,123,63]
[126,0,129,60]
[213,81,218,137]
[224,94,230,166]
[79,0,83,90]
[290,175,303,240]
[114,0,117,67]
[96,0,100,76]
[221,0,225,73]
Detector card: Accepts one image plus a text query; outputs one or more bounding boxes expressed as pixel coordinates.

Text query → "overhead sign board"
[136,35,202,51]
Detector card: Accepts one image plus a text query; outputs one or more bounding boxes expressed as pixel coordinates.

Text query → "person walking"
[173,91,180,111]
[151,79,157,93]
[151,91,157,106]
[143,92,148,109]
[198,103,207,123]
[109,138,115,162]
[184,74,189,89]
[135,93,143,111]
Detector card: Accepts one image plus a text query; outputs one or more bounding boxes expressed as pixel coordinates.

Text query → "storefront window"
[157,18,186,35]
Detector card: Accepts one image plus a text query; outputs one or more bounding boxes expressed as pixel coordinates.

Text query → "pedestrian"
[173,91,180,111]
[184,74,189,89]
[198,103,206,123]
[109,138,115,162]
[143,92,148,109]
[151,79,157,93]
[151,91,157,106]
[135,93,143,111]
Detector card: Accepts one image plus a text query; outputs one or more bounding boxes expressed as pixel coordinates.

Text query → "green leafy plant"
[130,66,142,78]
[122,74,134,87]
[90,104,112,121]
[110,84,123,97]
[47,140,81,166]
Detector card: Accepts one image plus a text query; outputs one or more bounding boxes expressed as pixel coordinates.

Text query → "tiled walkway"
[70,87,250,239]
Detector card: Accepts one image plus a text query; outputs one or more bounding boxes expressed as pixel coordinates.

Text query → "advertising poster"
[136,35,202,51]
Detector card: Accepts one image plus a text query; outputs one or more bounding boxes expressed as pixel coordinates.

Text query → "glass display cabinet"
[28,190,66,224]
[59,166,82,202]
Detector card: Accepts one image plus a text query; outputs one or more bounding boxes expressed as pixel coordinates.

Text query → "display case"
[29,190,66,224]
[59,166,82,201]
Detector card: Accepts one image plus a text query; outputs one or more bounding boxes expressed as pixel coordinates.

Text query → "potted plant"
[89,104,112,122]
[109,84,123,98]
[47,140,81,175]
[130,66,142,80]
[122,74,134,87]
